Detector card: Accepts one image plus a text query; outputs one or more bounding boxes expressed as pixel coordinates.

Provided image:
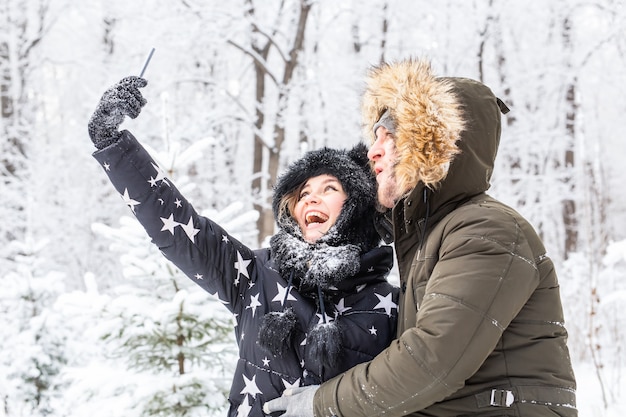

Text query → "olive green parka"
[313,59,577,417]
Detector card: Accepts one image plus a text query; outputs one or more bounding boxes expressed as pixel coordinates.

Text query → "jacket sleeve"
[92,130,254,315]
[314,205,541,417]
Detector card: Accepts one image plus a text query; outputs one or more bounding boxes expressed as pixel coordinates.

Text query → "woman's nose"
[303,192,320,204]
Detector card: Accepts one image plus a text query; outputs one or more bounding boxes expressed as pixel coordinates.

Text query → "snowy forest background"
[1,0,625,416]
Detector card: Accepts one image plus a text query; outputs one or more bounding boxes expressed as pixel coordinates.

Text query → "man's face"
[367,126,401,209]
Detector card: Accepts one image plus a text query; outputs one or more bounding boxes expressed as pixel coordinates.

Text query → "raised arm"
[88,77,255,314]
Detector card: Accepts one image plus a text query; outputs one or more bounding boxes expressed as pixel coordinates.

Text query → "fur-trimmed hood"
[272,144,380,253]
[361,58,509,217]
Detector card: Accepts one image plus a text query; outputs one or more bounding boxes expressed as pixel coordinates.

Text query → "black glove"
[88,76,148,149]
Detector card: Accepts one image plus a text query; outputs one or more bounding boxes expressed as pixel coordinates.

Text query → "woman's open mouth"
[305,211,329,226]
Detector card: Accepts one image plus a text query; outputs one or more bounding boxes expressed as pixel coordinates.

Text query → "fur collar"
[269,224,361,293]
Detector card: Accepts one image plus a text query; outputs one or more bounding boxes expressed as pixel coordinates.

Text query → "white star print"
[246,293,262,317]
[174,198,182,208]
[369,326,378,335]
[335,298,351,314]
[234,251,251,280]
[374,292,398,317]
[283,378,300,390]
[160,213,178,234]
[222,235,229,243]
[194,273,203,280]
[103,162,110,171]
[262,357,270,367]
[121,188,140,213]
[180,216,200,242]
[240,374,262,398]
[315,311,335,325]
[236,396,252,417]
[272,282,297,306]
[150,162,169,185]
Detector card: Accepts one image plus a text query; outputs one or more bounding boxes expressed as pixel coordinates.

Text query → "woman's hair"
[277,182,306,222]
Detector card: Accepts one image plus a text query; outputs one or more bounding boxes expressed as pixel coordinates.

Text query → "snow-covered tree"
[0,0,50,272]
[0,238,68,417]
[0,0,625,414]
[92,214,237,417]
[560,239,626,409]
[61,135,258,417]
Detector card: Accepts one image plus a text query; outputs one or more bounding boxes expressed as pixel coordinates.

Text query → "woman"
[87,76,398,417]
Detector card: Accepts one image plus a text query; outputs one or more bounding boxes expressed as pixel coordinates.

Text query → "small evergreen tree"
[0,238,68,417]
[81,136,256,417]
[92,202,258,416]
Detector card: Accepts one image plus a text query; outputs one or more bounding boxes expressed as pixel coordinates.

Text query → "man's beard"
[376,169,400,210]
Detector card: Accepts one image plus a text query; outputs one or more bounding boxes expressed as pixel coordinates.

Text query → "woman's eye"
[299,191,309,199]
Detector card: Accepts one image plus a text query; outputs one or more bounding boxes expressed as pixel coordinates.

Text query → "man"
[264,58,577,416]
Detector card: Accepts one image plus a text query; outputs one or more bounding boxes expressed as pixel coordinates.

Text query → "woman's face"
[293,174,347,243]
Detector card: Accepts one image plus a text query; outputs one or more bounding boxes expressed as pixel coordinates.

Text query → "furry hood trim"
[272,144,380,252]
[362,58,509,212]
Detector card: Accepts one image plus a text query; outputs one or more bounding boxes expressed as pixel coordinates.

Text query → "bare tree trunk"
[240,0,312,243]
[379,1,389,64]
[0,0,47,243]
[245,0,273,243]
[562,16,578,256]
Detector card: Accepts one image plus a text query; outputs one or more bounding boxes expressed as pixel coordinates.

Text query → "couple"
[88,58,577,417]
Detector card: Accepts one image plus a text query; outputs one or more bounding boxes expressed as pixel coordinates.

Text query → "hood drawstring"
[306,284,342,372]
[284,271,295,305]
[317,285,327,323]
[417,188,431,259]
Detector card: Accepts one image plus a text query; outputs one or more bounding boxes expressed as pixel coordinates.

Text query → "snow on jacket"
[93,131,399,417]
[314,60,577,416]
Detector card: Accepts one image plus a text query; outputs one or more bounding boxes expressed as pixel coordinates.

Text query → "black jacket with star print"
[93,131,399,417]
